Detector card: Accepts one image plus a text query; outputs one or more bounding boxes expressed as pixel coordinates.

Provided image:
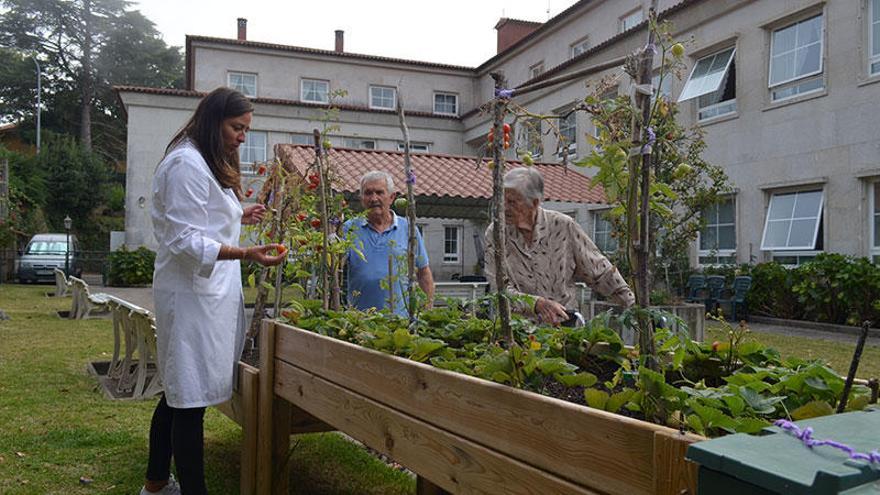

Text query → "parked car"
[16,233,82,283]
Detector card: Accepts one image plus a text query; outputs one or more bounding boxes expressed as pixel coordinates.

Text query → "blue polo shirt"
[344,213,429,316]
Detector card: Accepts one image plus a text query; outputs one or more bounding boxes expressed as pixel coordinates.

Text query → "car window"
[25,241,68,255]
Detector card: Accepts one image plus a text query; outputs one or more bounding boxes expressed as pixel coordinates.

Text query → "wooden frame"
[256,320,703,495]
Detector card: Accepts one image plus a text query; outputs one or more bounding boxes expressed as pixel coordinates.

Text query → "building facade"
[118,0,880,276]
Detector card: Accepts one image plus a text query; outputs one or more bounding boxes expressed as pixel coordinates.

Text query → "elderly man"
[343,170,434,316]
[485,167,634,325]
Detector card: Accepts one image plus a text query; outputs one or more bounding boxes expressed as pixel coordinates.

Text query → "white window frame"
[768,13,825,101]
[678,47,736,103]
[698,196,737,266]
[529,61,545,80]
[771,251,819,267]
[239,131,267,169]
[443,225,461,264]
[291,133,312,145]
[870,181,880,261]
[433,92,458,116]
[760,189,824,251]
[343,138,376,150]
[518,118,543,157]
[397,142,430,153]
[592,209,618,254]
[570,37,590,59]
[228,71,257,97]
[300,78,329,104]
[369,85,397,110]
[556,108,577,157]
[620,9,644,33]
[871,0,880,75]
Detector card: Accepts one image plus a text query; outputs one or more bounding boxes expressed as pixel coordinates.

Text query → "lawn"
[0,284,413,495]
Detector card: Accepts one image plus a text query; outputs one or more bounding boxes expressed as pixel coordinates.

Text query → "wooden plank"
[240,366,259,495]
[257,320,276,495]
[417,475,451,495]
[276,324,683,495]
[275,360,601,495]
[653,429,700,495]
[289,403,335,434]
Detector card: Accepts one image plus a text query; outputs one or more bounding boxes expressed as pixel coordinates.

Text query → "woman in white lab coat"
[142,87,285,495]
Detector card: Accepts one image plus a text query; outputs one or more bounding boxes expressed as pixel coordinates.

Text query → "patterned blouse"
[485,207,635,315]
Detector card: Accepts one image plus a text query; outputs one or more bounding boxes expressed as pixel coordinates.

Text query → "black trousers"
[146,395,208,495]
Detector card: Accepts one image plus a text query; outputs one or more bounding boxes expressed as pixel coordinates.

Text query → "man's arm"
[417,266,434,308]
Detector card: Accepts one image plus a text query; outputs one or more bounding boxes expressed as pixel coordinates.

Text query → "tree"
[0,0,182,160]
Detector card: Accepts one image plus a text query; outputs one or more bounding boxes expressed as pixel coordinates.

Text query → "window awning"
[677,47,736,103]
[760,190,824,251]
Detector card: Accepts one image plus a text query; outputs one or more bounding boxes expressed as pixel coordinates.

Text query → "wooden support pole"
[312,130,331,310]
[396,93,418,324]
[490,72,512,344]
[838,320,872,413]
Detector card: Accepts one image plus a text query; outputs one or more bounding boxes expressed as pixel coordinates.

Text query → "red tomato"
[295,212,307,222]
[502,123,511,133]
[310,218,322,228]
[245,188,254,198]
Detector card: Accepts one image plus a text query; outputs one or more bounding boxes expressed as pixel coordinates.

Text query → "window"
[343,138,376,150]
[228,72,257,97]
[433,92,458,116]
[871,0,880,75]
[397,142,430,153]
[699,197,736,265]
[769,14,824,101]
[570,37,590,58]
[529,62,545,80]
[291,133,312,145]
[557,109,576,156]
[678,47,737,120]
[369,85,396,109]
[301,79,329,103]
[592,210,618,253]
[239,131,267,167]
[620,9,643,33]
[518,118,543,157]
[443,226,461,263]
[651,72,673,103]
[761,189,824,251]
[871,182,880,262]
[592,88,617,143]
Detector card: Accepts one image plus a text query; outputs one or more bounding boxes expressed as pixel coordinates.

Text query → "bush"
[107,246,155,286]
[746,262,799,319]
[791,253,880,326]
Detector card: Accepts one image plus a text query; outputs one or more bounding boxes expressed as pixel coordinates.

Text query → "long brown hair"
[166,87,254,196]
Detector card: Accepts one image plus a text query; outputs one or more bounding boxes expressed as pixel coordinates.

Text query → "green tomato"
[322,139,332,150]
[673,163,693,179]
[615,148,628,161]
[671,43,685,58]
[394,197,408,210]
[521,153,534,166]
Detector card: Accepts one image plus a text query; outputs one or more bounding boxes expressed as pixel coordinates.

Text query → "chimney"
[237,18,247,41]
[494,18,542,53]
[335,30,344,53]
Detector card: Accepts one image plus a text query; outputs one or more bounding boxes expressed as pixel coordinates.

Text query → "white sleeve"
[156,154,222,277]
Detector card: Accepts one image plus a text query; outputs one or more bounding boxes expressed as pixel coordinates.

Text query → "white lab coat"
[151,140,246,409]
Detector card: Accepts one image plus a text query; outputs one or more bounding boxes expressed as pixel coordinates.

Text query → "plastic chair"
[698,275,726,311]
[684,274,706,303]
[716,276,752,321]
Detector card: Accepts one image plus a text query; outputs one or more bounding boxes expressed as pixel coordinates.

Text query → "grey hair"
[503,167,544,203]
[360,170,395,193]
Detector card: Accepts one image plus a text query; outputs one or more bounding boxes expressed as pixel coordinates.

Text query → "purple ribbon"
[495,88,515,99]
[642,126,656,154]
[406,170,416,185]
[330,217,342,227]
[774,419,880,464]
[645,43,657,55]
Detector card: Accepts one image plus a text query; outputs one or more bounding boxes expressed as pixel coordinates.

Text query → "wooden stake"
[397,93,418,324]
[490,73,513,344]
[837,320,872,413]
[312,130,331,310]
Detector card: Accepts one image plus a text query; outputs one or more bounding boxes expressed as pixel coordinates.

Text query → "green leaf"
[686,414,705,435]
[247,272,256,288]
[537,358,577,376]
[409,337,446,363]
[555,372,598,388]
[739,387,784,415]
[791,400,834,420]
[392,328,412,352]
[260,281,274,290]
[490,371,512,384]
[722,395,745,416]
[606,389,635,413]
[734,417,770,434]
[584,389,609,410]
[845,394,871,412]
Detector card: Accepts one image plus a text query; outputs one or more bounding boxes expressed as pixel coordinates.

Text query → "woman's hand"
[245,244,287,266]
[535,296,569,326]
[242,204,267,225]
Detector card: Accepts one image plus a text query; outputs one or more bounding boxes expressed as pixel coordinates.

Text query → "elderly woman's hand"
[245,244,287,266]
[242,204,267,225]
[535,297,569,326]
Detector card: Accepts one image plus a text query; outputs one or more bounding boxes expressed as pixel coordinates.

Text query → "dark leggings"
[146,395,208,494]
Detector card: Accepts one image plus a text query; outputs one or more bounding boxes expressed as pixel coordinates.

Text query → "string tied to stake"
[774,419,880,464]
[495,88,515,99]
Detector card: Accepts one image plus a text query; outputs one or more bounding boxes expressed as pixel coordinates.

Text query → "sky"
[132,0,580,67]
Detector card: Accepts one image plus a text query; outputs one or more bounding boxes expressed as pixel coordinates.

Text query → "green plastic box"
[686,408,880,494]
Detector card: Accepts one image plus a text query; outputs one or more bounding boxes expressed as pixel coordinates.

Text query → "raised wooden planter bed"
[255,320,704,495]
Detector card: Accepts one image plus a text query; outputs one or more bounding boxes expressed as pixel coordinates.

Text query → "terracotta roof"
[112,85,459,120]
[275,144,606,205]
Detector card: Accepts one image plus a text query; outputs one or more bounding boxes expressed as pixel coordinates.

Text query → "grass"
[706,323,880,380]
[0,284,414,495]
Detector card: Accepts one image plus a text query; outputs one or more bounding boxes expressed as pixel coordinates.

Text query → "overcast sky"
[132,0,580,67]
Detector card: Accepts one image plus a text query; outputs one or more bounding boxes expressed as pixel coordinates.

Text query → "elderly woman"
[485,167,634,325]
